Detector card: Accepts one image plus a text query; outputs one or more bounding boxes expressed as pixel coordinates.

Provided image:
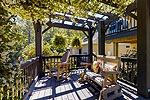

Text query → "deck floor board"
[27,70,148,100]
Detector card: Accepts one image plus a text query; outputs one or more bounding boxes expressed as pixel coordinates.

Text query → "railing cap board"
[42,56,62,58]
[42,55,89,58]
[21,56,39,69]
[121,57,137,62]
[70,54,89,57]
[97,55,121,71]
[97,55,121,60]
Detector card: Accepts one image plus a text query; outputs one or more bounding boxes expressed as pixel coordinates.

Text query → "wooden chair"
[47,52,71,81]
[79,55,122,100]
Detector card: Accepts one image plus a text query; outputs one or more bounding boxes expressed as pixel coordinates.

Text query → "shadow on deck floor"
[27,70,149,100]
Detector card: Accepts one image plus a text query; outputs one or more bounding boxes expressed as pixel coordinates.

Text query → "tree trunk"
[28,29,30,45]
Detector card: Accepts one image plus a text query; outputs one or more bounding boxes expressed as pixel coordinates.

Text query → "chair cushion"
[50,67,64,71]
[103,63,117,82]
[91,61,102,73]
[103,63,117,71]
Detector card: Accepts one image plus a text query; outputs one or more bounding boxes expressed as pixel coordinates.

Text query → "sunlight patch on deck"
[26,69,148,100]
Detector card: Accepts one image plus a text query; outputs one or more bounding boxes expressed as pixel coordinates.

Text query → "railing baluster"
[120,57,137,87]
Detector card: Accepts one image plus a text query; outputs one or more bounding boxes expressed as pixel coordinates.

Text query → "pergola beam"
[126,0,137,20]
[47,21,89,31]
[51,14,93,25]
[126,0,137,12]
[82,30,89,38]
[104,15,119,26]
[42,26,51,34]
[127,12,137,20]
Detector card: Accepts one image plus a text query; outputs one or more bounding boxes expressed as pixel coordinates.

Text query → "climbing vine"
[3,0,135,24]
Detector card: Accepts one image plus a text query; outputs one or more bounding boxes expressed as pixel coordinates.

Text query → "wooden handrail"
[21,56,39,69]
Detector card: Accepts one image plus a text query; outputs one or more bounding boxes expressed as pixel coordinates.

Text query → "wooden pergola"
[34,0,150,98]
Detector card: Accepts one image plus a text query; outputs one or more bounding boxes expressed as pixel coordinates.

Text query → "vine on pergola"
[3,0,135,24]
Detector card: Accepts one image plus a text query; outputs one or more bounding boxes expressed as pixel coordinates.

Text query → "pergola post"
[35,20,42,56]
[35,20,44,77]
[97,21,105,55]
[137,0,150,98]
[88,29,93,63]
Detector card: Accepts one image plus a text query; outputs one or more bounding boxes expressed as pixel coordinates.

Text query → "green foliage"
[43,43,53,56]
[17,19,35,44]
[43,27,85,55]
[121,49,137,58]
[43,27,55,44]
[0,2,26,99]
[22,43,36,60]
[23,43,54,60]
[43,27,85,44]
[70,35,81,49]
[3,0,135,25]
[52,35,68,50]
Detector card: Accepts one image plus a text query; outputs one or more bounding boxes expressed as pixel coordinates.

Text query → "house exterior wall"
[93,44,98,55]
[70,42,137,57]
[104,43,137,57]
[70,48,79,54]
[82,45,88,54]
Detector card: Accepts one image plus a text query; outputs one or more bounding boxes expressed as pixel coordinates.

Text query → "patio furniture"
[47,52,71,81]
[79,55,122,100]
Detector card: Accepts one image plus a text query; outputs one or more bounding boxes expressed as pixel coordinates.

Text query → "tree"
[16,19,35,45]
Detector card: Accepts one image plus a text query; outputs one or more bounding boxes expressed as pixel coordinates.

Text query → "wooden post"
[137,0,150,98]
[35,20,44,77]
[35,20,42,57]
[97,21,105,55]
[88,29,93,63]
[112,42,118,57]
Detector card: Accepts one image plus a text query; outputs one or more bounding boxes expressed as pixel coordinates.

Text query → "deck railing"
[119,57,137,87]
[69,54,89,70]
[107,14,137,36]
[42,54,96,72]
[21,57,40,99]
[0,57,40,100]
[42,55,137,87]
[0,54,137,99]
[42,55,62,72]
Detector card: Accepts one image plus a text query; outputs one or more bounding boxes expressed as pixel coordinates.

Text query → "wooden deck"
[27,70,148,100]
